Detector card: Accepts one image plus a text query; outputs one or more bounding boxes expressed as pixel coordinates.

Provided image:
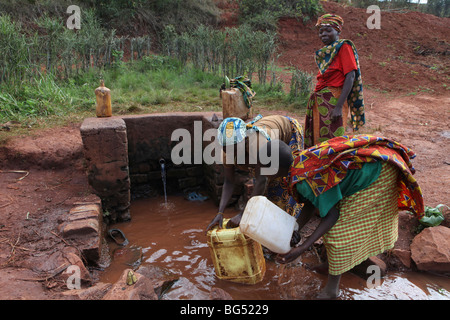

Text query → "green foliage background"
[0,0,446,136]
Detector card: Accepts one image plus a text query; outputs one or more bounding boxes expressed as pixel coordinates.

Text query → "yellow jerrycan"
[95,80,112,117]
[207,219,266,284]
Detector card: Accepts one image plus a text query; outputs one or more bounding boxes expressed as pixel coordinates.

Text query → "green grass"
[0,54,310,143]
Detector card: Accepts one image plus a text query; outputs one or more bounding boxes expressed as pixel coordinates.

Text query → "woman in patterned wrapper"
[305,13,365,148]
[259,136,424,299]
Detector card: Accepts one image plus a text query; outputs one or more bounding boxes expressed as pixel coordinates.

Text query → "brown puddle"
[99,196,450,300]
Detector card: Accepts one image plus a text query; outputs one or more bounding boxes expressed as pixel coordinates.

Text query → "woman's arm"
[252,166,268,196]
[296,200,316,230]
[206,166,235,231]
[276,204,340,264]
[226,165,267,228]
[291,199,316,246]
[219,166,236,213]
[330,70,355,122]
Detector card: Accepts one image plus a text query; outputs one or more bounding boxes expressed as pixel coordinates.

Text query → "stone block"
[62,282,112,300]
[211,170,224,185]
[204,163,224,178]
[67,210,99,223]
[80,117,128,164]
[148,170,163,180]
[206,181,223,197]
[167,167,186,178]
[186,166,204,177]
[411,226,450,273]
[102,269,158,300]
[196,176,205,186]
[59,203,104,265]
[392,249,412,269]
[80,117,130,221]
[130,173,149,184]
[178,177,198,189]
[89,162,129,191]
[138,162,151,173]
[69,204,101,215]
[137,265,179,299]
[79,113,247,222]
[68,204,102,222]
[61,250,92,284]
[61,219,99,238]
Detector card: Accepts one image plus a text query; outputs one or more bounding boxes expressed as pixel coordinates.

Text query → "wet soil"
[0,2,449,299]
[100,196,450,300]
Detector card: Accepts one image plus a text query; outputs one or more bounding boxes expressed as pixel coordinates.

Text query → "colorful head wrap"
[217,114,271,146]
[316,14,344,33]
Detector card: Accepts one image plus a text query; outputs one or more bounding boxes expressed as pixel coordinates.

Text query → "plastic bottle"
[239,196,298,254]
[95,80,112,117]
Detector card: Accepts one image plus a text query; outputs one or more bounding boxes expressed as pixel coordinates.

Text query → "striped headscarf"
[217,114,271,146]
[316,14,344,33]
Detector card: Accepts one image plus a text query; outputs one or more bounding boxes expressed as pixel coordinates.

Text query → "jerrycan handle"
[211,219,239,242]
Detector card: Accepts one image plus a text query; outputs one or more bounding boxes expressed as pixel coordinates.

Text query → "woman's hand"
[290,230,301,247]
[330,104,343,122]
[330,69,355,123]
[206,213,224,232]
[226,212,243,228]
[275,244,308,264]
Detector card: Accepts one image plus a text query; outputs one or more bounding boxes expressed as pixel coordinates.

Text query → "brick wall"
[80,112,250,223]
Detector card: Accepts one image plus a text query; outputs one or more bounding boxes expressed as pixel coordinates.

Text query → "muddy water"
[100,196,450,300]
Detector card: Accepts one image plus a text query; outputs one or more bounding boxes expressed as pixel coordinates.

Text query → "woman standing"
[304,14,365,148]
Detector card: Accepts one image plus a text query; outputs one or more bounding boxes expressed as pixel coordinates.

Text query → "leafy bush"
[162,24,278,84]
[0,73,71,121]
[238,0,323,31]
[288,67,314,108]
[425,0,449,17]
[351,0,449,18]
[0,15,29,86]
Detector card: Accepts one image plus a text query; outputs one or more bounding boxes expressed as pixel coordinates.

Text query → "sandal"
[108,228,129,246]
[186,191,208,201]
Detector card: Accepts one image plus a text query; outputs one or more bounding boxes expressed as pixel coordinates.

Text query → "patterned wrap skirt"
[304,86,349,148]
[323,162,399,275]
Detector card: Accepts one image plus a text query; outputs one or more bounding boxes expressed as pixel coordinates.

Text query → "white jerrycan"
[239,196,298,254]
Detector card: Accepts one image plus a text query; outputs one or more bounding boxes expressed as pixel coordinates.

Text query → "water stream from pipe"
[159,158,168,205]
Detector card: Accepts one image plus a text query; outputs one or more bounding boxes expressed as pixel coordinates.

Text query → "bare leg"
[317,274,341,299]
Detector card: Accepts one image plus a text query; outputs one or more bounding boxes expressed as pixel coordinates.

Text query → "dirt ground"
[0,89,448,300]
[0,1,449,299]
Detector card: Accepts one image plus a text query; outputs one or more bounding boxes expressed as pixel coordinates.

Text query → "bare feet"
[307,262,329,275]
[316,287,339,300]
[316,274,341,299]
